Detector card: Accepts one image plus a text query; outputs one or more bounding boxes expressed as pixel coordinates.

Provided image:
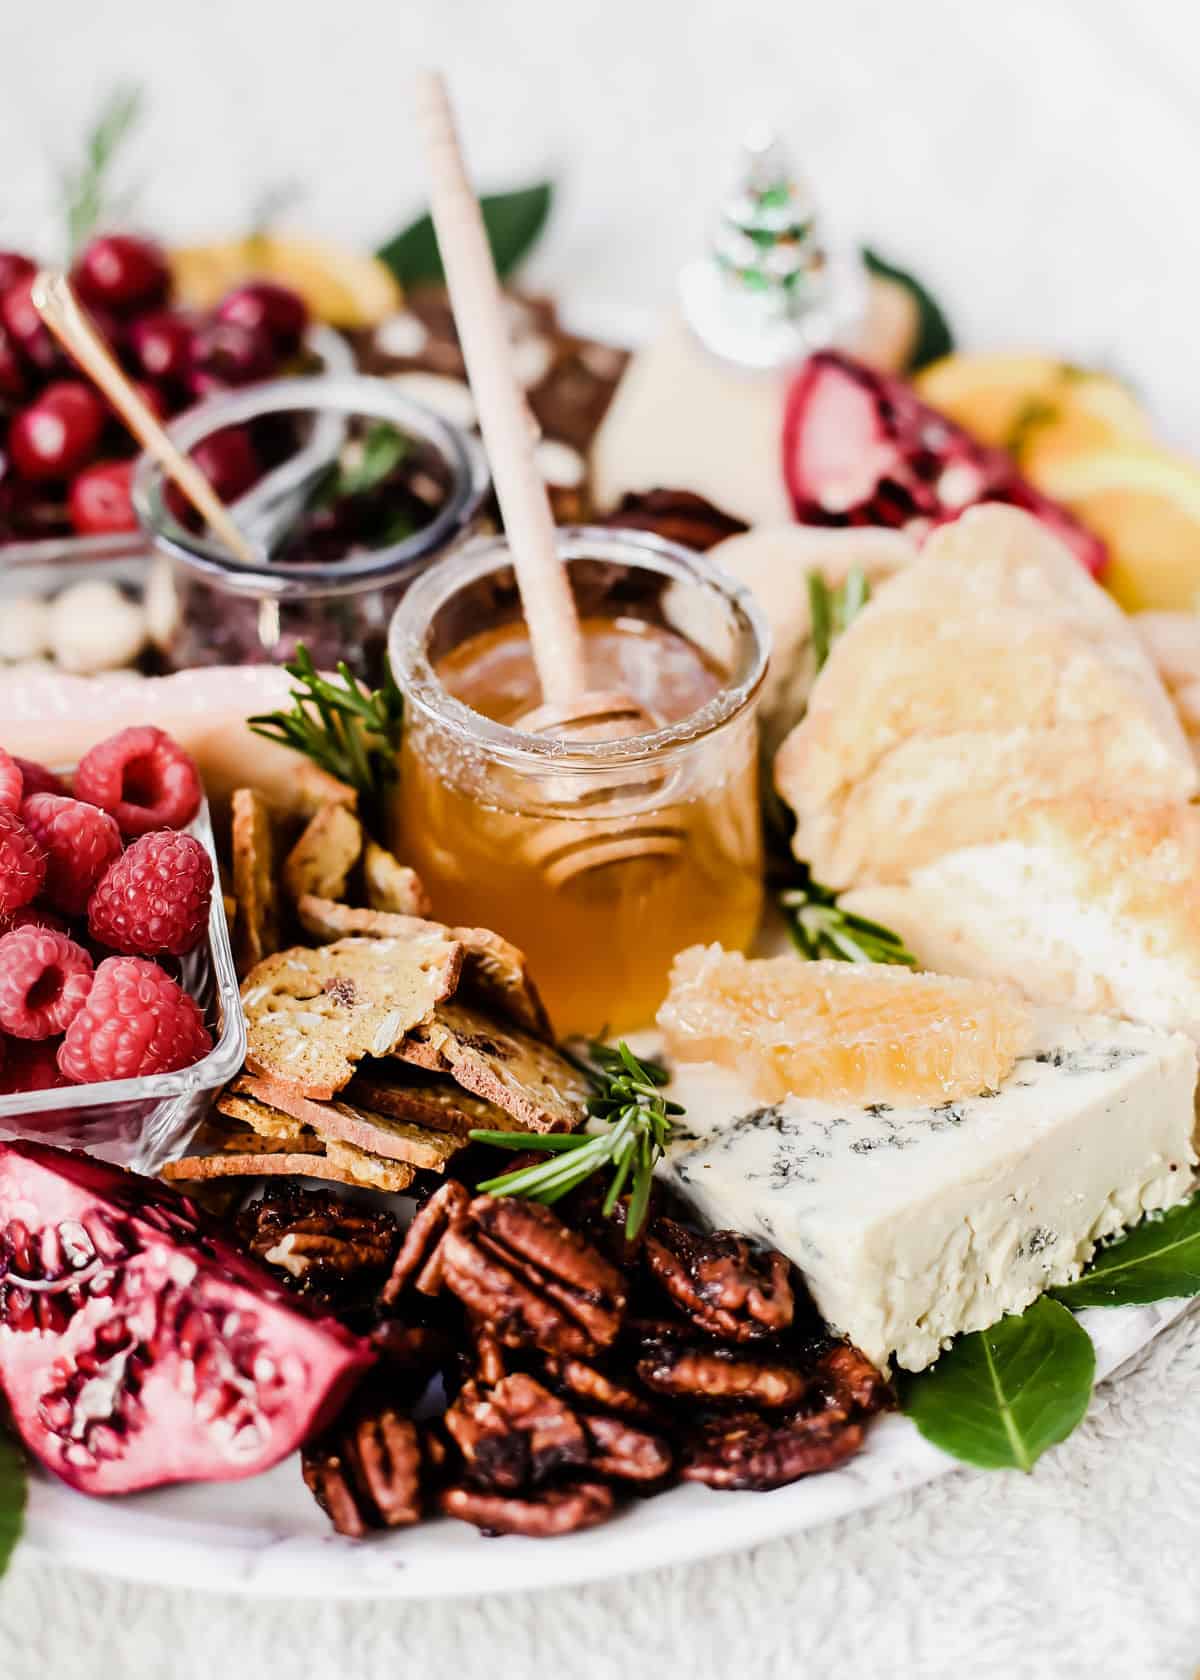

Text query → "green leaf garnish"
[471,1040,682,1240]
[778,864,917,967]
[377,182,553,287]
[861,247,955,372]
[807,564,870,675]
[61,83,144,259]
[1053,1196,1200,1309]
[319,421,411,505]
[899,1297,1094,1472]
[248,645,403,810]
[0,1426,26,1578]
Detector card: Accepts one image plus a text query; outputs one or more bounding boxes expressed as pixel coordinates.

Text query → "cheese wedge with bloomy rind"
[662,1008,1197,1373]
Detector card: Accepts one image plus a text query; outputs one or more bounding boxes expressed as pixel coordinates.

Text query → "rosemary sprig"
[248,645,404,807]
[779,864,917,967]
[471,1041,683,1240]
[808,565,870,673]
[61,83,144,259]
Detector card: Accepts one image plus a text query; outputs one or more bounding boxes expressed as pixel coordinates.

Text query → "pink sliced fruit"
[782,351,1107,576]
[0,1141,373,1494]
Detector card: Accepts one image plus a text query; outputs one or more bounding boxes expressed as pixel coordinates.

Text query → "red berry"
[11,758,66,800]
[0,926,93,1040]
[189,318,276,393]
[189,425,261,504]
[58,956,211,1082]
[72,726,202,837]
[68,459,137,535]
[8,382,105,482]
[0,907,67,938]
[0,1036,71,1095]
[21,793,122,915]
[0,253,35,297]
[0,325,27,400]
[0,749,21,811]
[0,276,64,375]
[215,283,308,356]
[88,830,212,957]
[128,311,194,384]
[0,810,45,916]
[72,234,169,316]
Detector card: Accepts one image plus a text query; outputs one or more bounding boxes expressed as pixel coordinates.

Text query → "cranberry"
[189,424,262,503]
[0,325,27,399]
[128,311,194,385]
[0,252,35,297]
[189,318,276,394]
[215,282,308,356]
[72,234,169,316]
[0,276,64,375]
[68,459,136,534]
[7,381,105,481]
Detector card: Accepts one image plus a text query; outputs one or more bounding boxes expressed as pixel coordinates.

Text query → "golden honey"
[388,531,769,1038]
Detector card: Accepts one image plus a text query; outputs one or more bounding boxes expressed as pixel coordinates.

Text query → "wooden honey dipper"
[413,71,685,887]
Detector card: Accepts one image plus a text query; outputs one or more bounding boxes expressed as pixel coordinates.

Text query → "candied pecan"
[380,1180,469,1305]
[815,1342,891,1418]
[302,1390,424,1534]
[236,1185,398,1303]
[543,1353,660,1423]
[439,1478,615,1537]
[680,1408,865,1490]
[644,1219,793,1343]
[596,489,748,553]
[439,1196,625,1358]
[636,1343,808,1409]
[582,1413,673,1484]
[444,1373,589,1492]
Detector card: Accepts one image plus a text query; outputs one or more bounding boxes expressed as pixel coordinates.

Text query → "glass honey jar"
[387,527,769,1037]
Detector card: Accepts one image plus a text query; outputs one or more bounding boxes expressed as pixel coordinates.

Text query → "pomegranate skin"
[781,350,1107,577]
[0,1141,373,1494]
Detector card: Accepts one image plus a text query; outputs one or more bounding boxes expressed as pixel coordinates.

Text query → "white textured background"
[3,1,1200,1674]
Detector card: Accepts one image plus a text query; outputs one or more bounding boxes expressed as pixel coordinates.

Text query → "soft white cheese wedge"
[661,1008,1198,1372]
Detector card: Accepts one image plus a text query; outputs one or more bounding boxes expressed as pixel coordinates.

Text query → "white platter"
[20,1299,1190,1598]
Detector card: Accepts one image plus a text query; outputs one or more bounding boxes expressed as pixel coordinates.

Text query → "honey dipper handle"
[413,70,586,708]
[31,269,259,568]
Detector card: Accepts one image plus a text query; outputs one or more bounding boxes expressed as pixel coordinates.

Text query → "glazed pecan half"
[235,1185,398,1304]
[680,1408,865,1491]
[444,1373,589,1492]
[581,1413,673,1484]
[439,1196,626,1358]
[439,1478,615,1537]
[636,1342,809,1410]
[302,1390,424,1535]
[644,1219,794,1343]
[380,1180,470,1305]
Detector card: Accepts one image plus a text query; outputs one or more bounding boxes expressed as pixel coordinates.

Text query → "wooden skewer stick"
[31,269,259,567]
[412,70,586,709]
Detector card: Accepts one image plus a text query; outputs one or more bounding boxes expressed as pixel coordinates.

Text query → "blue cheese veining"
[661,1008,1198,1371]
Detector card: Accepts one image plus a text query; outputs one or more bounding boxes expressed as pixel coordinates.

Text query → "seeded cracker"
[164,1111,416,1192]
[296,895,552,1039]
[230,1074,464,1171]
[240,933,463,1098]
[346,1069,506,1138]
[363,839,431,917]
[231,787,279,978]
[395,1000,589,1133]
[283,802,363,903]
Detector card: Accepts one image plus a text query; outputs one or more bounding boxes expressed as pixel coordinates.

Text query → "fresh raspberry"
[0,809,45,917]
[13,757,67,800]
[58,956,211,1083]
[0,926,94,1040]
[0,749,22,812]
[20,793,122,915]
[88,831,213,957]
[0,906,67,938]
[0,1036,71,1095]
[73,726,202,837]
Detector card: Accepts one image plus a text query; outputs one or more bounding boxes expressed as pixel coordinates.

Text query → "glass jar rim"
[131,371,490,600]
[387,525,770,771]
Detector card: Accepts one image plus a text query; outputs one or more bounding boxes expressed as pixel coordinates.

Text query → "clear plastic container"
[0,794,244,1174]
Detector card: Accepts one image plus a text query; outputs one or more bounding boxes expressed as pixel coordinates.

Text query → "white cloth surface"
[3,0,1200,1672]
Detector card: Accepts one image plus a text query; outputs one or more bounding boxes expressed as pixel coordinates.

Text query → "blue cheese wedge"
[662,1009,1198,1371]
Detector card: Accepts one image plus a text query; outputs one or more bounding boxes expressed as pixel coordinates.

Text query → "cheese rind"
[662,1009,1198,1371]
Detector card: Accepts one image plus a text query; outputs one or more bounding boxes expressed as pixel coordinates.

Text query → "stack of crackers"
[165,786,590,1196]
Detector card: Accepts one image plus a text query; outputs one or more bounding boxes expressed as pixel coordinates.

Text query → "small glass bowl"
[132,373,490,679]
[0,792,245,1174]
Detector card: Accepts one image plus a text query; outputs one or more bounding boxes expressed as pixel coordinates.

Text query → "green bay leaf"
[899,1297,1094,1472]
[0,1427,26,1577]
[1054,1196,1200,1309]
[377,182,553,287]
[861,247,954,371]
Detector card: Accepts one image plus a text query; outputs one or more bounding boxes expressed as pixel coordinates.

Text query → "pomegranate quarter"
[0,1142,373,1495]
